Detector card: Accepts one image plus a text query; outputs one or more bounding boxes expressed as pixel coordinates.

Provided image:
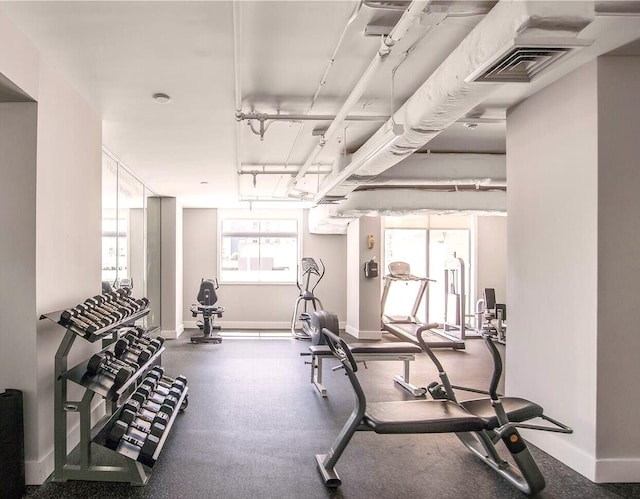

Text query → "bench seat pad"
[364,400,486,434]
[309,342,421,356]
[459,397,543,430]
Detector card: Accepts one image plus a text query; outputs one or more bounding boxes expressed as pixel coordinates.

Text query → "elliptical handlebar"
[297,257,324,293]
[310,259,325,294]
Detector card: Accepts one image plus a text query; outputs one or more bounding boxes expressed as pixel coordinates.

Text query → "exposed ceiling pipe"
[360,178,507,188]
[238,168,333,176]
[282,0,364,170]
[238,112,390,122]
[314,0,595,203]
[335,188,507,217]
[287,0,432,194]
[233,0,243,177]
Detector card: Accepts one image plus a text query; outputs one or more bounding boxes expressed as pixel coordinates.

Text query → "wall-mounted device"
[364,258,378,278]
[367,234,375,249]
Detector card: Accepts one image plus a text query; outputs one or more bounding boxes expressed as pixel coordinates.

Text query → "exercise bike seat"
[364,400,486,434]
[459,397,543,430]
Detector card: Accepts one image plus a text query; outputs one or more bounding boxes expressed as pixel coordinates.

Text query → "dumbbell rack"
[41,305,183,485]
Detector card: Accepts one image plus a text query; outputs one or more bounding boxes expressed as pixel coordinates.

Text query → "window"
[219,218,298,283]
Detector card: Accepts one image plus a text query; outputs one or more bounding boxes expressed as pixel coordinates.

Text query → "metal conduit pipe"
[288,0,432,192]
[282,1,364,170]
[233,1,244,175]
[238,112,390,122]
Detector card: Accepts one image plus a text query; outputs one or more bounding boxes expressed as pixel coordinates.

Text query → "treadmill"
[381,262,465,350]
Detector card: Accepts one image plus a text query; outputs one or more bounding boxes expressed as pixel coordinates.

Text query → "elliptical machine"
[190,278,224,344]
[291,257,325,340]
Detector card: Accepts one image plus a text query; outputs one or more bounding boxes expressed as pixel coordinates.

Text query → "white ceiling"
[1,1,639,210]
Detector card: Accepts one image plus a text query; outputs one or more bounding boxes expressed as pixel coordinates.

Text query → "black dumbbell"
[123,331,164,350]
[131,385,180,411]
[92,295,130,320]
[129,391,175,418]
[140,378,186,412]
[115,289,150,311]
[114,337,158,364]
[119,326,144,338]
[84,296,124,322]
[104,420,160,463]
[77,302,113,327]
[105,292,137,315]
[90,298,125,324]
[60,308,98,333]
[122,398,172,428]
[86,352,133,388]
[102,350,140,373]
[113,408,166,439]
[146,370,187,392]
[139,380,182,406]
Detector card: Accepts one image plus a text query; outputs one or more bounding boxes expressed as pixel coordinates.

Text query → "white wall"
[0,101,38,463]
[182,208,347,329]
[128,208,145,299]
[34,57,103,484]
[595,56,640,479]
[0,10,103,484]
[476,216,507,303]
[346,217,383,339]
[346,219,360,332]
[160,197,183,338]
[507,61,599,478]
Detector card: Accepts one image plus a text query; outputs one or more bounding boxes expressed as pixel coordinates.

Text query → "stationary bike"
[190,278,224,344]
[291,257,325,340]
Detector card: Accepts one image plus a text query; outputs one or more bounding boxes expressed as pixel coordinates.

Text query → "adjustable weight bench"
[316,321,573,496]
[306,342,424,397]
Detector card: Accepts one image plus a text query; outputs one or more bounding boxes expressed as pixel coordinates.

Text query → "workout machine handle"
[310,259,325,294]
[494,414,573,436]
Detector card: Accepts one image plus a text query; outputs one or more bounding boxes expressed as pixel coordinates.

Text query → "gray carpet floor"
[25,330,640,498]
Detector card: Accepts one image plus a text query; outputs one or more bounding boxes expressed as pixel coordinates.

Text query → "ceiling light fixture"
[152,92,171,104]
[463,122,479,130]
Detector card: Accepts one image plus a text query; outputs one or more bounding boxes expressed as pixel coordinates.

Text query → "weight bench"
[316,325,572,496]
[306,341,424,397]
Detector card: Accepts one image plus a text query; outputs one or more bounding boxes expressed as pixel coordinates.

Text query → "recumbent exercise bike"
[190,278,224,344]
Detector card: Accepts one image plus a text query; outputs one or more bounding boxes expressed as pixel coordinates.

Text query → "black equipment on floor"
[315,317,572,496]
[291,257,325,340]
[0,389,25,499]
[190,278,224,344]
[476,288,507,344]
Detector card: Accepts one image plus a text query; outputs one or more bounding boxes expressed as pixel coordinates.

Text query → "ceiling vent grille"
[467,38,591,83]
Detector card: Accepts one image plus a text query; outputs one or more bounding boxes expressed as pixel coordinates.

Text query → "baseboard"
[345,325,382,340]
[523,430,596,482]
[183,320,290,330]
[26,402,106,485]
[162,324,184,339]
[595,457,640,483]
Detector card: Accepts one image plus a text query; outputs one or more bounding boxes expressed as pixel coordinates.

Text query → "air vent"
[467,38,591,83]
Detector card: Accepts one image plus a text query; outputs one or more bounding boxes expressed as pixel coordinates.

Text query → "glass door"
[383,229,428,322]
[428,229,471,324]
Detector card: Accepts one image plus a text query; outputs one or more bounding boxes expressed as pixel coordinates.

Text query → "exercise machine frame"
[315,322,572,496]
[190,278,224,344]
[381,261,464,349]
[291,257,325,339]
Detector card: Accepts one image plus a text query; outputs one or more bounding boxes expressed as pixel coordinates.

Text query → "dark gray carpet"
[25,331,640,498]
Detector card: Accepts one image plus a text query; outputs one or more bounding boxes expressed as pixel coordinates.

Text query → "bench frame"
[307,345,425,397]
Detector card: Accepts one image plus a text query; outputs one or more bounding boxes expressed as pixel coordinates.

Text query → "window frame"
[217,210,302,285]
